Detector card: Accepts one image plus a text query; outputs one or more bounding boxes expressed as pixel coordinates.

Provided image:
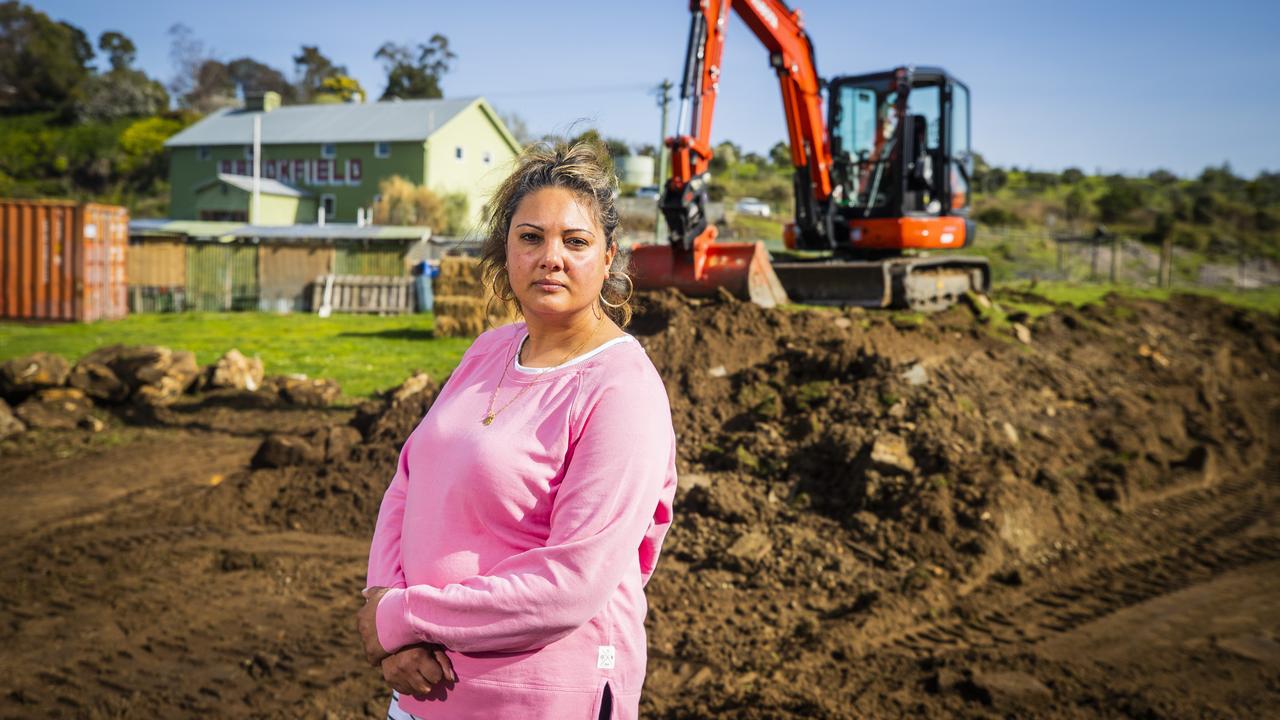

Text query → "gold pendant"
[482,414,495,426]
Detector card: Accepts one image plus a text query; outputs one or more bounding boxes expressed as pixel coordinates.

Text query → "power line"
[480,82,655,99]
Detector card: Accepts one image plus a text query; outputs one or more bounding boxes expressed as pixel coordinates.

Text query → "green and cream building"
[164,94,521,227]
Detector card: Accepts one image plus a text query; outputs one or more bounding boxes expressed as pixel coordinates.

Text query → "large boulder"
[312,424,363,463]
[252,434,324,468]
[207,349,265,392]
[0,352,71,401]
[14,387,93,429]
[132,350,199,406]
[67,360,129,403]
[0,398,27,440]
[352,372,439,443]
[73,345,200,405]
[275,376,342,407]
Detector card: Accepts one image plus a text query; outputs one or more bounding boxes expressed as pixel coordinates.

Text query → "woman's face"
[506,186,614,322]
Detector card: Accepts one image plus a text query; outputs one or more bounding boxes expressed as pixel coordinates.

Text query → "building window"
[321,194,337,220]
[321,143,337,158]
[482,150,493,166]
[375,142,391,158]
[197,146,210,161]
[454,145,464,162]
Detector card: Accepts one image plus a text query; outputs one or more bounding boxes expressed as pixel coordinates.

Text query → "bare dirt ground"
[1,291,1277,719]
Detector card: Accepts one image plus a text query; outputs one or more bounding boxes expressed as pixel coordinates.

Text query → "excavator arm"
[662,0,833,250]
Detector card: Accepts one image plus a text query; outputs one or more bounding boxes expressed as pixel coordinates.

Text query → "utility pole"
[251,114,262,225]
[653,79,673,245]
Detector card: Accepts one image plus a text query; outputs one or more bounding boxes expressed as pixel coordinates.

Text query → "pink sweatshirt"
[367,322,678,719]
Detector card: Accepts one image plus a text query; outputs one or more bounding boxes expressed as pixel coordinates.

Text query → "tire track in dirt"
[877,469,1278,658]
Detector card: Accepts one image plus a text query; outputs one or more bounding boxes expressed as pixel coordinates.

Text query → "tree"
[74,69,168,121]
[1064,187,1087,224]
[117,115,187,180]
[314,74,365,104]
[1096,177,1143,223]
[166,23,209,107]
[98,30,135,72]
[1061,167,1084,184]
[183,59,236,113]
[769,141,791,168]
[72,29,167,121]
[603,136,631,159]
[226,57,295,102]
[293,45,346,102]
[376,35,455,100]
[372,175,468,233]
[0,1,95,112]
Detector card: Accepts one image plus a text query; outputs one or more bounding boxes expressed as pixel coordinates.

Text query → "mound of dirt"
[628,289,1278,717]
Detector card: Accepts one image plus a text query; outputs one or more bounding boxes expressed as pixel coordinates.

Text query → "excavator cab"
[774,66,987,309]
[824,66,975,252]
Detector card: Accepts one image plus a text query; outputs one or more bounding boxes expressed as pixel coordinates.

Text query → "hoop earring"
[600,272,634,309]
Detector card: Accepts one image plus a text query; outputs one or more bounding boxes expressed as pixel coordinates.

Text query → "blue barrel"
[414,261,439,312]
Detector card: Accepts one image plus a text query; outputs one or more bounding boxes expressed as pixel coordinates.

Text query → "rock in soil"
[13,387,93,429]
[68,360,129,402]
[0,352,70,400]
[271,376,343,407]
[966,671,1053,710]
[0,397,27,439]
[252,433,325,468]
[208,349,265,392]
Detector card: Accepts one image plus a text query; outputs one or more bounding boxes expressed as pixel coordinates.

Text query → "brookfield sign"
[217,158,364,186]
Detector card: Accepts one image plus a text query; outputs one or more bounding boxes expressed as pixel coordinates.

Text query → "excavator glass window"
[830,69,966,220]
[831,79,900,213]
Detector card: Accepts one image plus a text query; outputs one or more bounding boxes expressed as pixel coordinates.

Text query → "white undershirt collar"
[513,333,636,374]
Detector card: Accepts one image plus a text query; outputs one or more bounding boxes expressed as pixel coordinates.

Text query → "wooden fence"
[310,274,415,315]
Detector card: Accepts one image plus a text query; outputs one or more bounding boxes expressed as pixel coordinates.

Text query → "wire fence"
[965,226,1279,289]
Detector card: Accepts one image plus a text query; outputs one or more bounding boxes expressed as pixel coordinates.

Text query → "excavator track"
[772,255,990,311]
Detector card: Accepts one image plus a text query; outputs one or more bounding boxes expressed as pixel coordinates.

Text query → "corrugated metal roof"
[164,97,478,147]
[196,173,312,197]
[229,225,430,242]
[129,219,430,243]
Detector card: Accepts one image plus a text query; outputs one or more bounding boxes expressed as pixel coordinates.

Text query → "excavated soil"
[1,290,1278,719]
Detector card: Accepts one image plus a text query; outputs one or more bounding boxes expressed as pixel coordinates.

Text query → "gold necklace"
[482,324,599,426]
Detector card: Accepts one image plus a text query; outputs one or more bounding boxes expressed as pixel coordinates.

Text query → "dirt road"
[1,291,1276,718]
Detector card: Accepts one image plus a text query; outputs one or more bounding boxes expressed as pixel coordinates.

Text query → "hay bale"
[430,257,518,337]
[434,296,488,337]
[434,257,487,297]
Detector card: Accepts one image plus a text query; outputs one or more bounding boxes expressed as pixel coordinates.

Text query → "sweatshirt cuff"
[375,587,421,653]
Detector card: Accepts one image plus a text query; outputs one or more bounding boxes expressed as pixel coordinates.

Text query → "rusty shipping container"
[0,199,129,322]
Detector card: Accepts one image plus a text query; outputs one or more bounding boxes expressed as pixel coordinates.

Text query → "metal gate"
[186,242,259,311]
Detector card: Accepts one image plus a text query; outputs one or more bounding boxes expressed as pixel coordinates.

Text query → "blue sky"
[32,0,1280,177]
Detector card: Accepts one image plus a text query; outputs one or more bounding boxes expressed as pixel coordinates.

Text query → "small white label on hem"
[597,645,616,669]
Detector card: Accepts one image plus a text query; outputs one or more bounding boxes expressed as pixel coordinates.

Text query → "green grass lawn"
[997,281,1280,316]
[0,312,473,401]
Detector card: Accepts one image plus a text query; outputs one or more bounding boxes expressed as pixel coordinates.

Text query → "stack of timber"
[432,257,516,337]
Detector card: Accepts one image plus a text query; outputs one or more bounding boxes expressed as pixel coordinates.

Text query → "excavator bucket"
[630,241,790,307]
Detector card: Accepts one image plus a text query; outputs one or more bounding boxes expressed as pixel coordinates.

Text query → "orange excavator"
[631,0,990,310]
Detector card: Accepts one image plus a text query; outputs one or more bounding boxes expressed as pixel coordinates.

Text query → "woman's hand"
[381,645,457,699]
[357,586,392,666]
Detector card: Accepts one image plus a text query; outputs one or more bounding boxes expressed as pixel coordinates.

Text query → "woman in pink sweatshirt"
[356,140,679,720]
